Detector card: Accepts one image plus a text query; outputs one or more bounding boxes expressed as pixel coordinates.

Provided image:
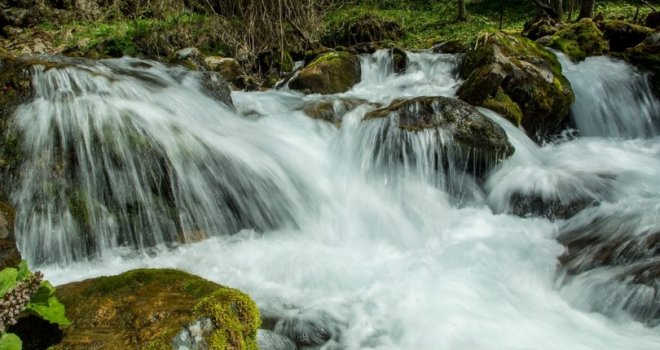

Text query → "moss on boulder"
[289,51,361,95]
[613,33,660,97]
[602,20,654,52]
[52,269,260,350]
[458,32,574,137]
[548,19,609,61]
[364,96,514,177]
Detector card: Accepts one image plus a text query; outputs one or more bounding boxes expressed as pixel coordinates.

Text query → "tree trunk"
[579,0,595,19]
[551,0,563,19]
[457,0,467,21]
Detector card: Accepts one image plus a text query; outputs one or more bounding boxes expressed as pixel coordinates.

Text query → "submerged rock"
[49,269,260,350]
[289,51,361,95]
[364,96,514,177]
[257,329,297,350]
[301,97,377,126]
[458,32,574,138]
[558,206,660,325]
[273,309,338,347]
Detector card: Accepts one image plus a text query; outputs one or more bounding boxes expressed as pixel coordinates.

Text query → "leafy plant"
[0,261,70,350]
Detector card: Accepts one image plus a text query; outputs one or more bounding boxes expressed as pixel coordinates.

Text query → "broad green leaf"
[0,332,22,350]
[25,282,71,326]
[0,268,18,298]
[16,261,30,282]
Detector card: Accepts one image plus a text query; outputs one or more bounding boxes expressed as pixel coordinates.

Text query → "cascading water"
[11,50,660,348]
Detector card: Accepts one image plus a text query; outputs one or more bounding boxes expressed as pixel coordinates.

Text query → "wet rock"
[613,33,660,97]
[302,97,375,126]
[391,47,407,74]
[364,96,514,177]
[289,51,361,95]
[548,19,609,61]
[51,269,260,350]
[204,56,242,82]
[200,71,234,109]
[458,32,574,137]
[172,47,207,71]
[508,192,595,220]
[322,14,403,47]
[0,202,20,269]
[257,329,297,350]
[274,310,337,347]
[557,205,660,325]
[601,20,654,52]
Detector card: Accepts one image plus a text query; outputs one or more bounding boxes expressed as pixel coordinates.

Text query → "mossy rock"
[289,51,361,95]
[51,269,260,350]
[613,33,660,97]
[363,96,514,177]
[301,97,376,126]
[458,32,574,138]
[522,15,562,40]
[602,20,654,53]
[548,19,609,61]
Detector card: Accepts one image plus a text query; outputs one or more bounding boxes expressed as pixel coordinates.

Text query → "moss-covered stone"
[482,88,523,126]
[602,20,654,52]
[289,51,361,94]
[458,32,574,138]
[548,19,609,61]
[51,269,260,350]
[613,33,660,97]
[364,96,514,177]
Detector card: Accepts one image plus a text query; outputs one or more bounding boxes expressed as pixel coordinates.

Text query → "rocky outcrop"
[602,20,654,52]
[548,19,609,61]
[45,269,260,350]
[364,96,514,176]
[289,51,361,95]
[457,32,574,137]
[613,33,660,97]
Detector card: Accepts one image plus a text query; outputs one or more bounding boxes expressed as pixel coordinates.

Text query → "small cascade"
[7,50,660,349]
[13,58,308,264]
[558,54,660,138]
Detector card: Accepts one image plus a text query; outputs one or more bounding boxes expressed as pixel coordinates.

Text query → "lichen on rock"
[50,268,260,350]
[289,51,361,95]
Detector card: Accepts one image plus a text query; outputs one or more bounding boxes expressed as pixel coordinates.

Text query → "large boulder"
[43,269,260,350]
[601,20,654,52]
[289,51,361,95]
[613,33,660,97]
[457,32,574,137]
[363,96,514,177]
[548,18,609,61]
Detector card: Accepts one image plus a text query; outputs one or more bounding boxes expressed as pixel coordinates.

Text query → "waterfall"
[9,51,660,349]
[558,53,660,138]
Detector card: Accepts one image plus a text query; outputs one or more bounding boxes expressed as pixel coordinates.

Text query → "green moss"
[66,189,91,229]
[549,19,608,61]
[483,88,523,126]
[308,51,351,69]
[194,288,260,350]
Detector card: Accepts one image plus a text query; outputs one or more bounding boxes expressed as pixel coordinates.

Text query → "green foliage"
[24,281,70,327]
[0,261,70,350]
[0,333,21,350]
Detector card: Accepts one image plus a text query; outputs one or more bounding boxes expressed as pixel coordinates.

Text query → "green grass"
[324,0,656,49]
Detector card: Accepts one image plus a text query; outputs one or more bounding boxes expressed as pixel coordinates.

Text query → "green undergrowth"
[42,13,230,58]
[324,0,535,48]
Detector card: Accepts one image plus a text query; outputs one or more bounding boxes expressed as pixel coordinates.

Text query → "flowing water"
[11,50,660,348]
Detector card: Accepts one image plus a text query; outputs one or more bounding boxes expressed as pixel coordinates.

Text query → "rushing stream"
[12,50,660,348]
